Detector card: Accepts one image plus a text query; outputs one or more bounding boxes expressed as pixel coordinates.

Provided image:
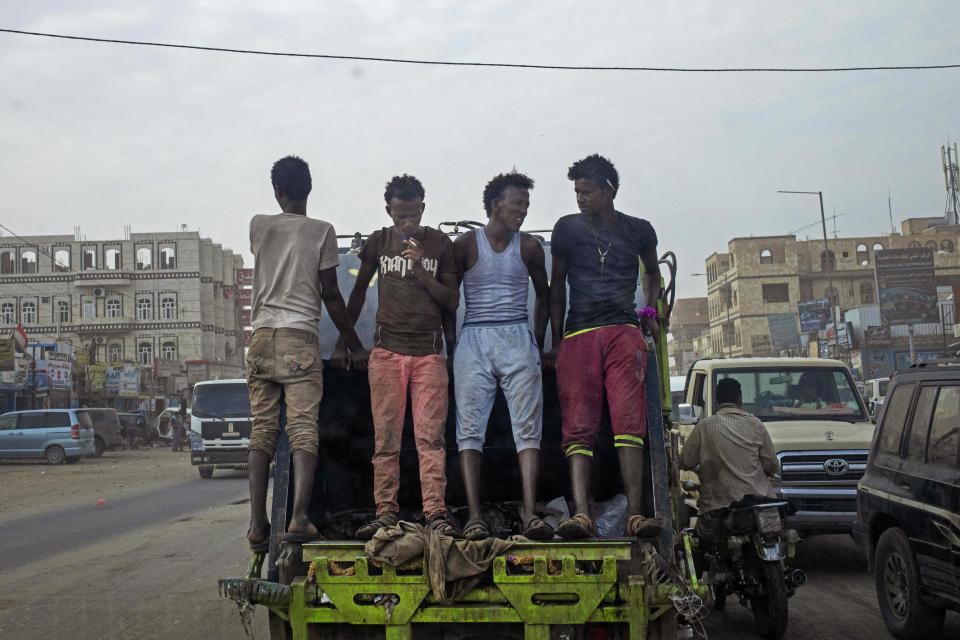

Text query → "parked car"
[118,412,154,447]
[76,408,124,457]
[154,407,190,442]
[0,409,96,464]
[854,362,960,640]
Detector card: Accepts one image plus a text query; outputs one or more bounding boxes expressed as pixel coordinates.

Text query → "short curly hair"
[271,155,312,201]
[384,174,425,203]
[482,171,535,216]
[567,154,619,195]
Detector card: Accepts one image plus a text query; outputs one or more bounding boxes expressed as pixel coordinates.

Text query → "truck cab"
[189,378,252,479]
[678,357,874,534]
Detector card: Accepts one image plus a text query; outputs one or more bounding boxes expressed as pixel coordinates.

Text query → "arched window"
[160,296,176,320]
[872,243,884,252]
[941,240,955,253]
[138,341,153,365]
[856,244,868,266]
[159,244,176,270]
[908,241,921,248]
[0,250,14,274]
[925,240,938,250]
[860,281,876,304]
[760,249,773,265]
[108,343,123,363]
[105,247,121,270]
[732,289,738,307]
[136,297,152,321]
[56,300,70,324]
[0,302,14,324]
[136,246,152,270]
[820,250,836,272]
[82,247,97,270]
[20,250,37,274]
[21,301,36,324]
[161,341,177,360]
[54,249,70,272]
[106,297,121,318]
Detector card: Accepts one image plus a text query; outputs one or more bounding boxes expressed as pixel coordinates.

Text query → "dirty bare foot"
[286,515,319,538]
[247,520,270,550]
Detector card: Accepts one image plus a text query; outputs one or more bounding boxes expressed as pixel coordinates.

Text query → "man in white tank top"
[452,171,553,540]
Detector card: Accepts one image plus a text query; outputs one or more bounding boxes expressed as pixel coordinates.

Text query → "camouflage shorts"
[245,328,323,457]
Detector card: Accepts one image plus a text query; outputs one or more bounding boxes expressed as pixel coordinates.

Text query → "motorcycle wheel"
[750,562,788,639]
[712,583,727,611]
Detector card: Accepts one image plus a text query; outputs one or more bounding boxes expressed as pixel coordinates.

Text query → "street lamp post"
[779,190,840,358]
[692,271,733,357]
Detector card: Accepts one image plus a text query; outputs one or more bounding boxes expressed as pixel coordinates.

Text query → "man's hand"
[641,316,660,342]
[350,348,370,371]
[329,347,350,370]
[402,238,425,273]
[542,346,560,370]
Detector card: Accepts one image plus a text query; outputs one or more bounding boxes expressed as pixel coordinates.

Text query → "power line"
[2,28,959,73]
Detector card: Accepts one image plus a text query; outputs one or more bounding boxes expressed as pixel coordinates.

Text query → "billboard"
[750,334,772,355]
[798,298,832,332]
[865,325,891,347]
[767,314,801,352]
[46,352,72,390]
[875,248,938,325]
[236,268,254,287]
[238,288,253,306]
[106,365,140,397]
[0,338,14,371]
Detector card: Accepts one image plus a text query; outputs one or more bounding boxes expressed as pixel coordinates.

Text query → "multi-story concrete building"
[667,297,709,375]
[697,217,960,360]
[0,231,245,404]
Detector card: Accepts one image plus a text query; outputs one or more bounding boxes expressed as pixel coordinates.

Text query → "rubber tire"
[46,445,66,465]
[93,437,105,458]
[750,561,788,639]
[875,527,946,640]
[198,465,214,479]
[66,456,80,464]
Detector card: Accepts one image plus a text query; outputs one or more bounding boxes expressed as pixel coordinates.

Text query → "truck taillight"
[71,424,80,439]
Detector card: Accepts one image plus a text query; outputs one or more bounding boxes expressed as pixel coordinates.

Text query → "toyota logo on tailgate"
[823,459,849,476]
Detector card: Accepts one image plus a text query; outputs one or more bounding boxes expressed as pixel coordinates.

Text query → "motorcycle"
[684,483,805,639]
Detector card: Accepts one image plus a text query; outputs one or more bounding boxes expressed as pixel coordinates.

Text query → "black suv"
[854,362,960,640]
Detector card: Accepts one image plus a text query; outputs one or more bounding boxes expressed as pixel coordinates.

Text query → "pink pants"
[368,347,449,518]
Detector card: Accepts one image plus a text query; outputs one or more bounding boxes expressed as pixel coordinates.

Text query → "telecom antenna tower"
[943,142,960,225]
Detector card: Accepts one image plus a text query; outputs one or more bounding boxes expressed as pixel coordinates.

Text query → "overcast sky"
[1,1,959,297]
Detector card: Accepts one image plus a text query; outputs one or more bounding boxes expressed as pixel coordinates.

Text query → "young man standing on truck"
[246,155,368,549]
[678,378,779,545]
[546,154,663,539]
[452,171,553,541]
[333,174,461,540]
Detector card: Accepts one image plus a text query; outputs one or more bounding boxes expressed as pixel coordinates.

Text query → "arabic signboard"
[186,361,209,385]
[87,363,107,392]
[106,365,140,397]
[238,288,253,306]
[750,334,772,355]
[238,308,252,327]
[875,248,938,325]
[46,352,72,390]
[836,321,855,348]
[236,268,254,287]
[798,298,832,333]
[155,358,182,378]
[865,325,891,347]
[767,314,801,352]
[0,338,14,371]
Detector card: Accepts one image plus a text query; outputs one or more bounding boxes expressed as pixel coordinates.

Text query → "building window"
[873,243,884,252]
[732,289,738,306]
[56,300,70,324]
[860,281,876,304]
[856,243,868,266]
[761,283,790,303]
[82,246,97,270]
[0,302,13,324]
[925,240,938,251]
[136,246,153,270]
[106,297,122,318]
[820,250,836,272]
[108,343,123,363]
[137,341,153,365]
[20,249,37,274]
[21,301,36,324]
[941,240,955,253]
[0,250,14,274]
[54,248,71,272]
[160,296,177,320]
[759,249,773,265]
[161,340,177,360]
[104,246,121,270]
[159,243,177,269]
[908,241,921,249]
[81,296,96,319]
[136,296,153,321]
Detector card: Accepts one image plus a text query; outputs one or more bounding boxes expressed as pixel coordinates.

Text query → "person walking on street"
[333,174,461,540]
[546,154,663,539]
[170,411,183,452]
[452,171,552,540]
[245,155,368,551]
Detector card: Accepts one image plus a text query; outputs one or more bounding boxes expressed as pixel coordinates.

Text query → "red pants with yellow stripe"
[557,325,648,457]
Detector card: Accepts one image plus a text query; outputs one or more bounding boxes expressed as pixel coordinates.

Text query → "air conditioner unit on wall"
[93,288,105,297]
[95,336,105,344]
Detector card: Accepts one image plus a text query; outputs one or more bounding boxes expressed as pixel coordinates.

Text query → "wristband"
[637,306,658,320]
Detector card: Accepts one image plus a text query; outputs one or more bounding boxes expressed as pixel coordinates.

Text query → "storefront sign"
[107,365,140,397]
[767,314,801,352]
[865,325,892,347]
[236,268,254,287]
[798,298,832,332]
[0,338,14,371]
[46,352,72,390]
[875,248,938,325]
[751,334,772,355]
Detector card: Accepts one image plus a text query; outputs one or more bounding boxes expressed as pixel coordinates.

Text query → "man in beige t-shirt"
[246,155,367,550]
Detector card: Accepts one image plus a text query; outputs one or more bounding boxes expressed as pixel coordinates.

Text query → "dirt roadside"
[0,446,208,522]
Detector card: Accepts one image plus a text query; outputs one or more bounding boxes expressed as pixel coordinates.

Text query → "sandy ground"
[0,445,200,522]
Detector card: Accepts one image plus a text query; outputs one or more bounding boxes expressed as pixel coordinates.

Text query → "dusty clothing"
[679,404,780,514]
[557,325,648,456]
[461,228,529,326]
[359,226,456,355]
[368,347,448,518]
[550,211,657,335]
[454,323,542,452]
[246,328,323,457]
[249,213,340,336]
[366,521,517,603]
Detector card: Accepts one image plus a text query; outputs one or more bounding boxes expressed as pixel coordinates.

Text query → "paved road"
[1,475,958,639]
